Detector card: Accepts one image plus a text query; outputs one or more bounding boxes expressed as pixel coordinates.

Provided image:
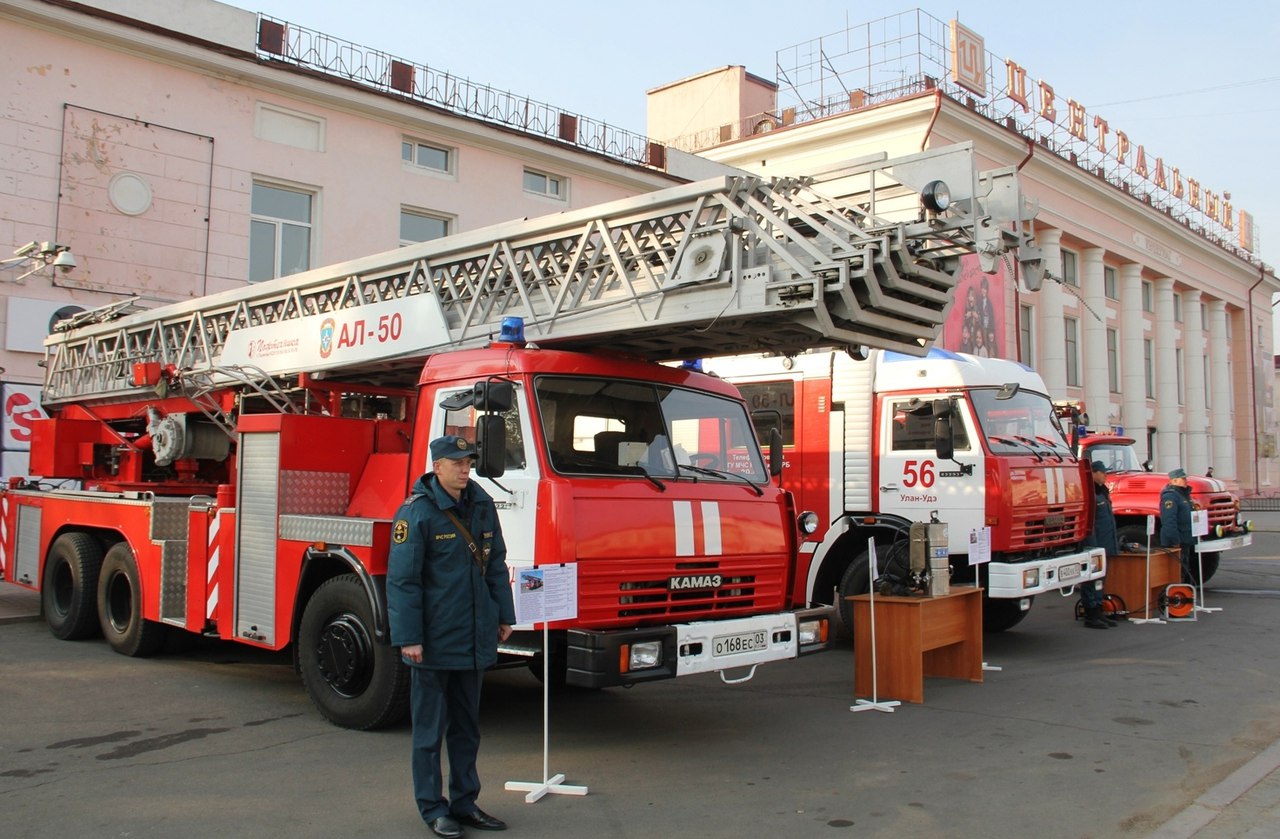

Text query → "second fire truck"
[713,348,1105,633]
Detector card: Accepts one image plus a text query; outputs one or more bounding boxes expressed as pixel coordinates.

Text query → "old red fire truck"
[0,144,1039,727]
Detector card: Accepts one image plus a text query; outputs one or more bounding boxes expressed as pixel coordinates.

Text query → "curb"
[1146,740,1280,838]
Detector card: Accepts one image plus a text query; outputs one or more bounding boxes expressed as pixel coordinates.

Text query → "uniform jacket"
[1085,480,1120,557]
[1159,483,1194,547]
[387,473,516,670]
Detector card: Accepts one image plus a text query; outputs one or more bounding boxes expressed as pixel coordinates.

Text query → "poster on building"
[514,563,578,626]
[940,255,1007,359]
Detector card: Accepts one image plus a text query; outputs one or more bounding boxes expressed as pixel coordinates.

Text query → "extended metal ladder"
[41,143,1040,407]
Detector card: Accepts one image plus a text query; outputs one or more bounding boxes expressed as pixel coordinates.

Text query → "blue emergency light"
[499,316,526,344]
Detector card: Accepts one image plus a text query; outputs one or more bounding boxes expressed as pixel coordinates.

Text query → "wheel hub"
[315,613,373,698]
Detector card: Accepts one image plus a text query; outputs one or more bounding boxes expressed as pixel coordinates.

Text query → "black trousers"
[409,667,484,822]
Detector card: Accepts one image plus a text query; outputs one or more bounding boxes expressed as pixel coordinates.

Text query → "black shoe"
[453,807,507,831]
[1101,613,1119,626]
[427,815,463,839]
[1082,616,1109,629]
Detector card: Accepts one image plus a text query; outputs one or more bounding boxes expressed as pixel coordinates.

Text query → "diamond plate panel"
[279,470,350,516]
[14,505,42,586]
[150,498,191,541]
[160,540,188,624]
[279,514,374,547]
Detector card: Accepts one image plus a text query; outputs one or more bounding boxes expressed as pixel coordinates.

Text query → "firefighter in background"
[388,435,516,838]
[1081,460,1119,628]
[1160,467,1195,578]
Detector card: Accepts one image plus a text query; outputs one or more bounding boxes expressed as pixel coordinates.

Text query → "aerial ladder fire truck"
[0,143,1041,729]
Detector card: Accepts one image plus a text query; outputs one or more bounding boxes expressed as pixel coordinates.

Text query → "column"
[1036,229,1066,396]
[1182,290,1208,475]
[1153,277,1179,472]
[1118,264,1147,460]
[1207,299,1235,478]
[1080,247,1109,424]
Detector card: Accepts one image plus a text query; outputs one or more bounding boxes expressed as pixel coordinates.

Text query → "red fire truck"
[1077,429,1252,582]
[714,348,1104,633]
[0,145,1040,728]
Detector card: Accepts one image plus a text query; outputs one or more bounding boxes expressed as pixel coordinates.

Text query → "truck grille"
[1203,493,1238,528]
[574,558,788,629]
[1006,507,1086,551]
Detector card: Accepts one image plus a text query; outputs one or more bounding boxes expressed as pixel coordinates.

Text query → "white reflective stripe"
[206,511,223,619]
[673,501,694,556]
[0,495,7,570]
[701,501,722,556]
[1045,468,1066,505]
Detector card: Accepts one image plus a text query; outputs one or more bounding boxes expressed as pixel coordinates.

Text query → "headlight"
[1214,524,1225,538]
[798,618,828,646]
[1089,554,1103,573]
[1022,567,1040,588]
[628,641,662,671]
[797,511,820,535]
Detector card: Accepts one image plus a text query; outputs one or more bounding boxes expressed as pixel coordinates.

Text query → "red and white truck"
[1076,429,1252,582]
[0,145,1040,727]
[713,348,1105,632]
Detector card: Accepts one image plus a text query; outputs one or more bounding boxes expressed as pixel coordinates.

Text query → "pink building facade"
[646,16,1278,490]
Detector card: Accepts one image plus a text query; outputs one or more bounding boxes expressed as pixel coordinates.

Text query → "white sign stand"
[505,565,588,803]
[851,538,901,713]
[1190,512,1222,615]
[968,527,1001,672]
[1131,515,1165,625]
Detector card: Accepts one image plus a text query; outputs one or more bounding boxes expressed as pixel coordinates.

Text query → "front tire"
[983,595,1031,632]
[43,532,104,640]
[298,575,409,730]
[1184,551,1220,585]
[98,542,168,657]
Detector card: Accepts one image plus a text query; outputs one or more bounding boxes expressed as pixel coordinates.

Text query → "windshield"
[1085,442,1143,472]
[534,376,767,482]
[970,388,1072,457]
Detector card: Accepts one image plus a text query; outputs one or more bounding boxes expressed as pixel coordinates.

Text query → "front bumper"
[566,605,834,688]
[985,547,1107,599]
[1196,533,1252,553]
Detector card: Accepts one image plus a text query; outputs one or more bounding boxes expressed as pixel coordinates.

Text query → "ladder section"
[42,144,1038,407]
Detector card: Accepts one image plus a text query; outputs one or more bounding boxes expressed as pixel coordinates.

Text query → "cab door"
[876,395,984,543]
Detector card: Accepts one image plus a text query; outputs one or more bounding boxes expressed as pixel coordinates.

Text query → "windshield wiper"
[675,463,764,496]
[989,435,1044,462]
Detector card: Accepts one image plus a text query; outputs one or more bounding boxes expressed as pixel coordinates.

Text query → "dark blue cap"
[430,435,477,461]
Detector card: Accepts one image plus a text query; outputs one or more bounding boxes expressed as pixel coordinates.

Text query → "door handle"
[880,483,898,492]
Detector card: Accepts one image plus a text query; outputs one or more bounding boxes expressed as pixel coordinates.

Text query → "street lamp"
[1,241,77,283]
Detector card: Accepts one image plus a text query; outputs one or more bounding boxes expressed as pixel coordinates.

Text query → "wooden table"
[850,586,983,704]
[1105,549,1182,619]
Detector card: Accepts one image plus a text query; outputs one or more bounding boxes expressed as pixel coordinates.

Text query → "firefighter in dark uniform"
[1081,460,1119,628]
[388,435,516,838]
[1159,467,1195,579]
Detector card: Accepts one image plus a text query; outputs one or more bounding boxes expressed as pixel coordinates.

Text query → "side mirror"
[473,381,514,412]
[768,427,784,479]
[934,415,955,461]
[475,414,507,478]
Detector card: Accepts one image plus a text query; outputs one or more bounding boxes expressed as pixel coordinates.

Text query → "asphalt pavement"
[3,517,1280,838]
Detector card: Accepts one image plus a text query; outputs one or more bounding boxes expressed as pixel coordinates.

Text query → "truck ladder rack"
[42,144,1039,407]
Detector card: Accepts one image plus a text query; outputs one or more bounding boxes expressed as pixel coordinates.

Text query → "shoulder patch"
[392,519,409,544]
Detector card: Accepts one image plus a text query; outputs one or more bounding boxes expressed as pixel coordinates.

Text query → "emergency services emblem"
[319,317,336,359]
[392,519,409,544]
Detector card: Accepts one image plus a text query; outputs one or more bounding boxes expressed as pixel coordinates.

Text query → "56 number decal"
[902,459,936,488]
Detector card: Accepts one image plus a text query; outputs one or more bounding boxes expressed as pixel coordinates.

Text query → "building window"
[1019,304,1034,367]
[1064,316,1080,386]
[1061,249,1079,287]
[400,208,450,245]
[523,168,565,199]
[1104,266,1117,300]
[1173,292,1183,322]
[1142,280,1154,312]
[1106,328,1120,393]
[402,140,452,173]
[1202,302,1210,331]
[1152,335,1162,399]
[250,182,313,282]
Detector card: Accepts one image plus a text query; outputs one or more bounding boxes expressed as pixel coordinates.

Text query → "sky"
[241,1,1279,272]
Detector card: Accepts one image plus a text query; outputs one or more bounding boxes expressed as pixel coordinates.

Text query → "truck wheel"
[1115,524,1150,552]
[835,548,876,638]
[298,575,409,730]
[98,542,168,657]
[1184,552,1220,585]
[43,533,104,640]
[983,596,1031,632]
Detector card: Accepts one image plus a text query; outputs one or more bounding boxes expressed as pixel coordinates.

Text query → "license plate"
[1059,563,1082,581]
[713,630,768,657]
